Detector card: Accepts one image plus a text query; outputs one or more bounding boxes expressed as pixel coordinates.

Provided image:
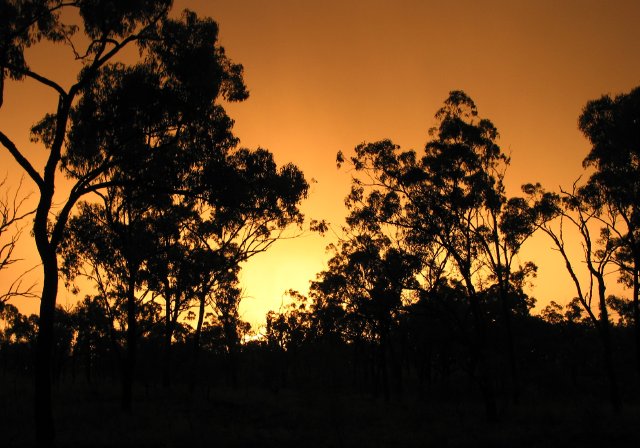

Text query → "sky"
[1,0,640,329]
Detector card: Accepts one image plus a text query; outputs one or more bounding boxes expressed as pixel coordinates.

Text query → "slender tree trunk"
[387,325,403,398]
[225,325,239,390]
[491,213,520,404]
[33,167,56,448]
[121,277,137,412]
[368,343,377,398]
[32,95,75,448]
[35,252,58,448]
[189,293,206,393]
[498,280,519,404]
[464,277,498,422]
[601,329,621,412]
[162,300,172,389]
[633,258,640,375]
[379,330,390,402]
[597,281,621,412]
[84,348,91,383]
[33,169,59,447]
[424,344,432,394]
[470,339,498,422]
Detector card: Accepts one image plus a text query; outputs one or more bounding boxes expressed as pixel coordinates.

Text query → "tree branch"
[4,64,68,98]
[0,131,44,188]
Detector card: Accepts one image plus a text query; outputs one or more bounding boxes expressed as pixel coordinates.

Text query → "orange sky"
[1,0,640,329]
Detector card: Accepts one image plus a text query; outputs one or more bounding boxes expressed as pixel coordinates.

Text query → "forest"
[1,1,640,447]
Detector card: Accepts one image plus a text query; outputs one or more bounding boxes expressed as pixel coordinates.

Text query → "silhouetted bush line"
[1,305,639,446]
[1,296,638,401]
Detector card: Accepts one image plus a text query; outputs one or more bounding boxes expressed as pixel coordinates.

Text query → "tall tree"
[0,3,249,444]
[524,182,622,411]
[60,194,164,411]
[191,146,309,354]
[339,91,538,415]
[579,86,640,374]
[145,204,201,389]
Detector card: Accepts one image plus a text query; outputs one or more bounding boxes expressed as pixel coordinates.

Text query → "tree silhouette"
[524,182,622,411]
[42,4,310,404]
[338,91,538,416]
[419,91,538,405]
[67,295,115,383]
[579,86,640,374]
[0,303,37,372]
[60,193,165,411]
[208,281,249,388]
[1,3,248,444]
[307,233,418,399]
[184,146,308,388]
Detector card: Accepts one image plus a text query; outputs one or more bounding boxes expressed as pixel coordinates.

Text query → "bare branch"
[0,263,40,304]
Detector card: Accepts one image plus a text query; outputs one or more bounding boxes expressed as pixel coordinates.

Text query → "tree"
[0,303,38,374]
[67,296,115,383]
[339,91,538,416]
[50,3,309,403]
[417,92,537,405]
[308,233,418,399]
[0,3,249,444]
[60,195,164,411]
[207,281,247,388]
[183,146,308,389]
[63,102,308,401]
[579,86,640,374]
[524,182,622,411]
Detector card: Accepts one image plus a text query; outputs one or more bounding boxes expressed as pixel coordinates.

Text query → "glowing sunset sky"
[1,0,640,328]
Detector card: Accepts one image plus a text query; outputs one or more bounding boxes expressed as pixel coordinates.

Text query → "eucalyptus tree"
[143,209,239,389]
[0,302,39,380]
[58,9,308,394]
[186,146,309,378]
[339,91,538,414]
[67,295,115,383]
[524,182,622,411]
[0,2,249,443]
[308,232,419,399]
[60,193,169,410]
[59,12,254,405]
[208,279,246,387]
[64,92,309,396]
[579,86,640,373]
[417,92,537,404]
[137,145,309,389]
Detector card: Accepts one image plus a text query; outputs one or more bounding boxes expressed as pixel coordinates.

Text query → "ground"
[2,375,639,447]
